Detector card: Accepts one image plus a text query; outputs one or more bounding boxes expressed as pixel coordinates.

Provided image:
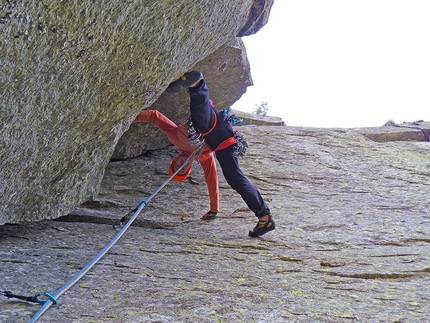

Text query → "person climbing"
[132,110,219,220]
[165,70,275,237]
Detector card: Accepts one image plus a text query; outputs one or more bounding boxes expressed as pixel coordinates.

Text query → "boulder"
[112,37,254,159]
[0,0,274,225]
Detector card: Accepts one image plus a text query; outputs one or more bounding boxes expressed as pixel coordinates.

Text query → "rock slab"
[1,125,429,322]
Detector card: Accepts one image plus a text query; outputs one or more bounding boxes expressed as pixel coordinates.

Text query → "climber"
[132,110,219,220]
[165,70,275,237]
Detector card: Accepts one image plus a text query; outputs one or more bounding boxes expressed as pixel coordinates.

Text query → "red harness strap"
[213,136,236,152]
[199,111,218,137]
[199,111,236,152]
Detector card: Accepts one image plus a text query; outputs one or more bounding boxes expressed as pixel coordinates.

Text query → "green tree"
[253,101,269,116]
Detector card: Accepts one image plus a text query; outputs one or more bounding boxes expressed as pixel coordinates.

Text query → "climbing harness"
[4,144,204,323]
[187,107,248,157]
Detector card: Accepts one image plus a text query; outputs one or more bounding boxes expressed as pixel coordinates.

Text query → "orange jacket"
[132,110,219,213]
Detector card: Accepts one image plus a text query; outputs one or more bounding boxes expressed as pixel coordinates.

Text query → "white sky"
[232,0,430,128]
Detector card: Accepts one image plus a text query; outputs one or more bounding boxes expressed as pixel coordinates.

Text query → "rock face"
[112,107,285,160]
[1,124,429,322]
[0,0,274,225]
[112,37,254,160]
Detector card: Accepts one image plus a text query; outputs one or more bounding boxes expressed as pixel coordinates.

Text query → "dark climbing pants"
[189,79,270,219]
[215,145,270,218]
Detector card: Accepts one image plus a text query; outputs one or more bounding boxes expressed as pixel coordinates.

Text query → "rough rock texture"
[112,105,286,160]
[1,124,429,322]
[362,121,430,142]
[112,107,285,160]
[112,37,254,160]
[0,0,274,225]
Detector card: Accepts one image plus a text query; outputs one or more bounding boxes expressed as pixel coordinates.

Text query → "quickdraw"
[1,289,57,305]
[222,107,248,158]
[233,131,248,158]
[222,107,243,125]
[186,118,204,147]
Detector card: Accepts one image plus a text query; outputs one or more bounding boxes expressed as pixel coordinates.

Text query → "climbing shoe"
[166,70,203,93]
[249,215,275,237]
[201,211,217,220]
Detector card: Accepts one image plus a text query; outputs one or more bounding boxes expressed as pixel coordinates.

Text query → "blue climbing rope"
[28,144,204,323]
